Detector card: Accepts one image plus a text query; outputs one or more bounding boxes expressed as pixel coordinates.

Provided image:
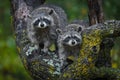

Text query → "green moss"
[61,29,102,79]
[80,30,101,56]
[49,44,56,51]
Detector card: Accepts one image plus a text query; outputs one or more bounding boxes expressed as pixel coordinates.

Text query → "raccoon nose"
[72,41,75,45]
[40,23,44,27]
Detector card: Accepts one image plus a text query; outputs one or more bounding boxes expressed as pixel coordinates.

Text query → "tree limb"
[87,0,104,25]
[10,0,120,80]
[60,20,120,80]
[87,0,113,68]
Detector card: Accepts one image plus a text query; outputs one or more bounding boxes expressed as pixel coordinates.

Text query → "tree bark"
[60,20,120,80]
[10,0,58,80]
[87,0,104,25]
[10,0,120,80]
[87,0,113,68]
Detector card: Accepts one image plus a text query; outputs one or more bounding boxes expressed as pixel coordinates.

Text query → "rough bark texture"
[87,0,113,68]
[87,0,104,25]
[10,0,120,80]
[60,20,120,80]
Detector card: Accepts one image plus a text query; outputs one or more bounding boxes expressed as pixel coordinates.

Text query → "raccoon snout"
[40,23,44,27]
[68,40,77,46]
[38,22,47,28]
[71,40,75,45]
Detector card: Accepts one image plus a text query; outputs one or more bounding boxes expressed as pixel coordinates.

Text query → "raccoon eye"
[73,36,77,39]
[33,19,40,26]
[63,37,70,43]
[43,18,51,25]
[67,36,71,38]
[73,36,78,40]
[76,38,80,42]
[73,36,80,42]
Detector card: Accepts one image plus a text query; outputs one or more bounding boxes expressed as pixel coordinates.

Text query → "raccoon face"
[56,24,83,47]
[32,10,54,29]
[32,16,52,29]
[62,32,82,47]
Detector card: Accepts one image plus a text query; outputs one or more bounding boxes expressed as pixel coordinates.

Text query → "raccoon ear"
[77,26,82,33]
[56,28,62,35]
[49,9,54,15]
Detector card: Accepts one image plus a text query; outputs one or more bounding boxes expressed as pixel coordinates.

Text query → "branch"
[87,0,113,68]
[60,20,120,80]
[96,0,104,23]
[87,0,98,25]
[87,0,104,25]
[10,0,120,79]
[84,20,120,38]
[10,0,59,80]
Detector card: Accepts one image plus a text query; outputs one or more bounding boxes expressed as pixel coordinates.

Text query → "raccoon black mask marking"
[27,4,68,55]
[33,18,51,28]
[57,25,82,47]
[31,8,55,30]
[56,24,83,69]
[62,33,82,47]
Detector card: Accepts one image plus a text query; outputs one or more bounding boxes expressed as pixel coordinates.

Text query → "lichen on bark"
[10,0,120,80]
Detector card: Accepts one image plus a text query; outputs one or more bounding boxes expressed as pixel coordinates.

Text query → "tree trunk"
[87,0,104,25]
[87,0,113,68]
[10,0,120,80]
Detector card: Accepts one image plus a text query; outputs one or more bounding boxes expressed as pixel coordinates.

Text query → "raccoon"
[27,4,68,53]
[56,23,84,68]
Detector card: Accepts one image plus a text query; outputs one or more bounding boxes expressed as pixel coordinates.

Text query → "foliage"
[0,0,120,80]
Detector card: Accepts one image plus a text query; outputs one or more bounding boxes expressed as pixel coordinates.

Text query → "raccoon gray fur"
[27,4,68,53]
[56,22,85,68]
[71,19,89,28]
